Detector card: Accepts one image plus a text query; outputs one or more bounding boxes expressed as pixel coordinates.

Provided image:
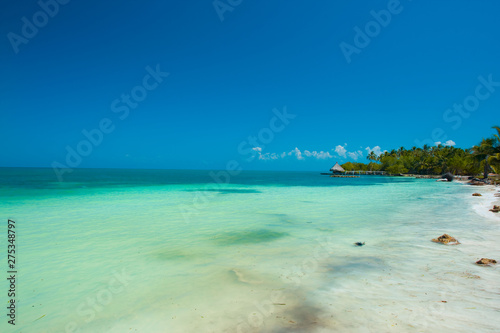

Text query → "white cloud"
[258,153,269,160]
[258,152,280,160]
[304,150,333,159]
[253,144,384,162]
[259,153,276,160]
[347,150,363,160]
[365,146,384,156]
[444,140,456,146]
[317,151,333,159]
[335,145,347,158]
[435,140,455,146]
[288,147,304,160]
[335,145,368,160]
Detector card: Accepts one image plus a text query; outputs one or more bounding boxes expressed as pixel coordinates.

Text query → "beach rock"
[472,193,482,196]
[441,172,454,182]
[469,180,485,186]
[431,234,460,245]
[489,205,500,213]
[475,258,497,266]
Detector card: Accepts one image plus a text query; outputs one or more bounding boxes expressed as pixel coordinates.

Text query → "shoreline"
[456,179,500,220]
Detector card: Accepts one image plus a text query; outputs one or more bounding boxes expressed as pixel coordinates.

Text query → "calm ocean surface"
[1,168,499,332]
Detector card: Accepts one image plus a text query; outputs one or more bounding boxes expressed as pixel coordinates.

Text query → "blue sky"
[1,0,499,171]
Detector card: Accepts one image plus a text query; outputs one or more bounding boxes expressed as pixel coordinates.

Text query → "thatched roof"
[330,162,345,172]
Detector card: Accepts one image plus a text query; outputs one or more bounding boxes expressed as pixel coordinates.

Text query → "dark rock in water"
[431,234,460,245]
[441,172,454,182]
[472,193,482,196]
[354,242,365,246]
[490,205,500,213]
[476,258,497,266]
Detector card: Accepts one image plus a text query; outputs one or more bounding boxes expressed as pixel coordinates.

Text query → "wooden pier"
[320,170,386,176]
[343,170,386,175]
[323,162,386,177]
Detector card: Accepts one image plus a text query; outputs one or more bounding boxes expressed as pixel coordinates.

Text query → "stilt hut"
[330,162,345,175]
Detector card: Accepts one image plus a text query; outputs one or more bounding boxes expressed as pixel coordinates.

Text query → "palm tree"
[448,153,468,175]
[492,125,500,141]
[397,146,405,157]
[367,151,377,162]
[487,154,500,173]
[472,137,496,178]
[487,125,500,173]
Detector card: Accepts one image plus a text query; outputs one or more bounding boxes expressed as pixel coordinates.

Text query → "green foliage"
[339,126,499,176]
[341,162,355,171]
[489,126,500,173]
[385,162,408,175]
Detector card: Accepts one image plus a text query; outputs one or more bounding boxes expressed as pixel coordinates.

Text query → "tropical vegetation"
[341,126,500,178]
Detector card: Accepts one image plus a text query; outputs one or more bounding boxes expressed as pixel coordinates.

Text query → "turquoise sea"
[1,168,499,332]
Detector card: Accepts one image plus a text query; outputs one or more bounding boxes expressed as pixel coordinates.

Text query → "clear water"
[1,168,499,332]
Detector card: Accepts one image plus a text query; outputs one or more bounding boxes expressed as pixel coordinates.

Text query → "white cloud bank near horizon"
[253,139,458,162]
[434,140,456,146]
[253,144,386,161]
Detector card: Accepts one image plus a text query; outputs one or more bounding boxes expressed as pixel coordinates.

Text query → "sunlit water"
[0,168,499,332]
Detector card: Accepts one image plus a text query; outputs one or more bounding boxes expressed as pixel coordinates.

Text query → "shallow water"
[0,168,499,332]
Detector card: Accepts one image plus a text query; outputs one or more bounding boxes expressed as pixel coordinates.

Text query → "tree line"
[341,126,500,177]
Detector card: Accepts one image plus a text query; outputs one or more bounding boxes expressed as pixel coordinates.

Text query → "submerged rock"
[475,258,497,266]
[472,193,482,197]
[354,242,365,246]
[229,268,263,284]
[431,234,460,245]
[490,205,500,213]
